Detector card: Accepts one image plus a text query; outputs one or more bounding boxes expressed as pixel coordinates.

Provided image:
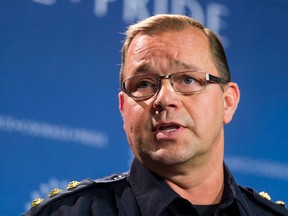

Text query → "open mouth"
[155,124,180,133]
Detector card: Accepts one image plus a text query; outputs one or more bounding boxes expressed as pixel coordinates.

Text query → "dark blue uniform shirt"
[24,158,288,215]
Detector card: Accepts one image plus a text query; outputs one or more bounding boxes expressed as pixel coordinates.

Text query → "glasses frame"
[121,71,228,99]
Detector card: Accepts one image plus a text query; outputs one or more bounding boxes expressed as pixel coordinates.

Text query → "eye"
[181,75,197,85]
[135,78,157,89]
[136,80,153,89]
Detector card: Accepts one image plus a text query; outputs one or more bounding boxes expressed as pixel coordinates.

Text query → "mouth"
[152,122,184,141]
[153,123,181,132]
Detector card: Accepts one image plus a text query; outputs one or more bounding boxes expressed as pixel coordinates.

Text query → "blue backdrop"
[1,0,288,215]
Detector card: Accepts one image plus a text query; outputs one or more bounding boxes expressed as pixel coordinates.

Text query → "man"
[24,14,288,216]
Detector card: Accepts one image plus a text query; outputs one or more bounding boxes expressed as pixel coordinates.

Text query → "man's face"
[119,27,236,170]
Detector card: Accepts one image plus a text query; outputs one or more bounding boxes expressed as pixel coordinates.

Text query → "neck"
[159,142,224,205]
[164,158,224,205]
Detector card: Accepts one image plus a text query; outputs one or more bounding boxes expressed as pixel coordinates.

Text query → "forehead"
[124,27,215,78]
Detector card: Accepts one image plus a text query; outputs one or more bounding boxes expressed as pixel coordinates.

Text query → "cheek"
[187,93,224,132]
[122,99,150,133]
[122,100,152,157]
[207,94,223,117]
[204,95,225,133]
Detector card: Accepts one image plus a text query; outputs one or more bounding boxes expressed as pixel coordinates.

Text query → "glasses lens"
[171,72,206,93]
[123,72,208,98]
[124,75,158,98]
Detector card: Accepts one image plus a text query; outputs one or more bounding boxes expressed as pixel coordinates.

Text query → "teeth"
[158,125,179,132]
[163,128,177,132]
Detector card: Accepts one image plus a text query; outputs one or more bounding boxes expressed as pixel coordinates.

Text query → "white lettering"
[206,3,230,47]
[171,0,204,24]
[0,115,108,147]
[123,0,150,23]
[226,156,288,181]
[30,0,230,46]
[154,0,169,14]
[94,0,116,17]
[32,0,57,6]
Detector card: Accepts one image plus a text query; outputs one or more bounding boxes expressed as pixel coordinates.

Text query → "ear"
[119,91,125,114]
[223,82,240,124]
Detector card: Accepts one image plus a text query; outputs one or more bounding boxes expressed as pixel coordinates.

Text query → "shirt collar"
[222,163,252,215]
[127,158,179,215]
[127,158,251,215]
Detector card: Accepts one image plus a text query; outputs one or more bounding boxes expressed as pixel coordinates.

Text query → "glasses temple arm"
[206,74,227,84]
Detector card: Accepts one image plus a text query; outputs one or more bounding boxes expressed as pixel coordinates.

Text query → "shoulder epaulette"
[26,172,128,215]
[94,172,128,183]
[239,186,288,215]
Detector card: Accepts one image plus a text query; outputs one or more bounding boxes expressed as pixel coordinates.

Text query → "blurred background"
[1,0,287,215]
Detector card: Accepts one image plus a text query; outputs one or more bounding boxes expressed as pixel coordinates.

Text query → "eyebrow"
[173,60,200,71]
[134,64,154,74]
[132,60,201,76]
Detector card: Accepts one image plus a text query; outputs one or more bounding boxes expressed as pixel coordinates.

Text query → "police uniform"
[24,158,288,216]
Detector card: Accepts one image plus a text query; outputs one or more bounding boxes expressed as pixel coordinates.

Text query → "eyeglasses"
[121,71,228,99]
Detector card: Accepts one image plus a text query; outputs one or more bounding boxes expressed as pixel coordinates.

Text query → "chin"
[141,149,193,166]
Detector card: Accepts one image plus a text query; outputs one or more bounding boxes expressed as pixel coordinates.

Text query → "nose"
[153,79,181,112]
